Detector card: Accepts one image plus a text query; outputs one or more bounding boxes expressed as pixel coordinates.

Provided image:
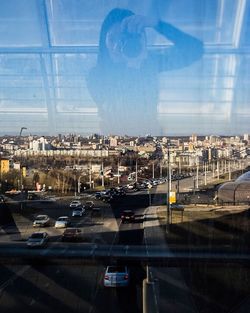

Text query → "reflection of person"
[87,8,203,135]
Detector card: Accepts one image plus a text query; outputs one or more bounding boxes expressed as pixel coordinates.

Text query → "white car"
[54,216,70,228]
[72,206,86,217]
[33,215,50,227]
[104,266,130,287]
[126,184,135,190]
[27,232,49,248]
[69,200,82,208]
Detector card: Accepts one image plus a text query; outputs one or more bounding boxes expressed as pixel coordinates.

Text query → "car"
[33,215,50,227]
[91,207,102,217]
[100,194,113,202]
[104,266,130,287]
[94,192,102,199]
[121,210,135,223]
[72,206,85,217]
[54,216,71,228]
[69,200,82,208]
[61,228,82,242]
[85,201,94,209]
[126,184,135,190]
[27,232,49,248]
[170,204,185,211]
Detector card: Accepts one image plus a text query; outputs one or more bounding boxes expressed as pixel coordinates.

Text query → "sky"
[0,0,249,136]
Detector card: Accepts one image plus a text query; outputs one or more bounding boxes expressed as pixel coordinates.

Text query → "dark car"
[170,204,185,211]
[121,210,135,223]
[85,201,94,209]
[61,228,82,242]
[101,194,113,202]
[91,207,102,217]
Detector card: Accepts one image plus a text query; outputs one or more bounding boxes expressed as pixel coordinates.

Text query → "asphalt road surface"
[0,191,149,313]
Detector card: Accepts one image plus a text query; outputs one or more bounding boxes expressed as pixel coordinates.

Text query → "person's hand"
[121,15,158,34]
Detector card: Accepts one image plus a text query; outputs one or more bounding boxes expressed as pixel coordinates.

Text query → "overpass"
[0,243,249,266]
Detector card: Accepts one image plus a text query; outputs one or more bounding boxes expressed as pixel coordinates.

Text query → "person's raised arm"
[152,20,203,71]
[121,14,203,72]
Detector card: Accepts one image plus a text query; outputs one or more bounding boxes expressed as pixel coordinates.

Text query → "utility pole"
[74,172,77,197]
[152,162,155,179]
[167,148,171,230]
[0,154,2,192]
[229,159,231,180]
[204,162,207,186]
[101,160,104,187]
[217,160,220,179]
[135,158,138,182]
[118,159,120,185]
[196,157,199,189]
[78,176,81,194]
[160,161,162,178]
[176,157,180,198]
[89,162,92,189]
[179,156,182,174]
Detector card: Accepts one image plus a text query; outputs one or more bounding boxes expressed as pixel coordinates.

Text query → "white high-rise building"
[29,137,51,151]
[243,134,249,141]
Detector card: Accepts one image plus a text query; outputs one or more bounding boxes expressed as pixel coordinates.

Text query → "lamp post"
[0,153,2,193]
[78,176,82,194]
[73,167,77,197]
[196,156,199,189]
[135,158,138,183]
[204,161,207,186]
[101,159,104,187]
[166,148,171,230]
[118,158,120,185]
[88,163,92,189]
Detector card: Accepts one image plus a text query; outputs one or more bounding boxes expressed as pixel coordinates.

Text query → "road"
[0,191,149,313]
[1,174,248,313]
[0,177,218,313]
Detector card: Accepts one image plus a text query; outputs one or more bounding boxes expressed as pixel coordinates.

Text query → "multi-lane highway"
[0,189,150,313]
[1,175,249,313]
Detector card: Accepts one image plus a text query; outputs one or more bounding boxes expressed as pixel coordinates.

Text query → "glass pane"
[0,0,44,47]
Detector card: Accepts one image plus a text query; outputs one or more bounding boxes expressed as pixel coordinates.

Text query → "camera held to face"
[120,31,145,58]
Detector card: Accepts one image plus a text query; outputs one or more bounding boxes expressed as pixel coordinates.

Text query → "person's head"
[97,8,146,68]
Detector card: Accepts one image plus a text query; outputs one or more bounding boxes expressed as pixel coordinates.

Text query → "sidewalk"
[144,205,198,313]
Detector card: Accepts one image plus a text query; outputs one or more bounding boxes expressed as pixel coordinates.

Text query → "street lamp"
[109,177,114,187]
[73,167,77,197]
[77,172,88,193]
[166,148,171,230]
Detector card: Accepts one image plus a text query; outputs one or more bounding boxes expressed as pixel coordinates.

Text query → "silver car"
[27,232,49,248]
[72,206,85,217]
[54,216,70,228]
[33,215,50,227]
[104,266,130,287]
[69,200,82,208]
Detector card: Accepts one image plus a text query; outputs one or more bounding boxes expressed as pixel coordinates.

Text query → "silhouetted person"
[87,8,203,135]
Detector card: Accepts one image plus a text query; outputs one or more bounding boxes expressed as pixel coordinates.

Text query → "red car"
[121,210,135,223]
[61,228,82,242]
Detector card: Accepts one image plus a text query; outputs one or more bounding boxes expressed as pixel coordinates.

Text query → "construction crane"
[19,127,27,136]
